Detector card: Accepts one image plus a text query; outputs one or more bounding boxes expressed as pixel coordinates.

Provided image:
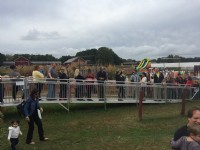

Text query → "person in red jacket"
[85,69,95,101]
[186,76,193,86]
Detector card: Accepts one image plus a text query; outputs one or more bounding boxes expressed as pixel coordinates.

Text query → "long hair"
[30,88,38,99]
[74,69,79,78]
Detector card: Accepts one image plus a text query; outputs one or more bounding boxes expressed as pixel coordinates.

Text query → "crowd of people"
[0,63,198,104]
[0,64,200,149]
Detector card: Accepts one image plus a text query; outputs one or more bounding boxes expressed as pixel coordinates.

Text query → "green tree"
[113,53,124,65]
[94,47,125,65]
[30,54,57,61]
[0,53,6,66]
[5,54,14,61]
[96,47,115,65]
[59,55,73,63]
[76,48,98,64]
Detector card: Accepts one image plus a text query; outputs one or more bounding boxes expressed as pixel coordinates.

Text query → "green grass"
[1,101,200,150]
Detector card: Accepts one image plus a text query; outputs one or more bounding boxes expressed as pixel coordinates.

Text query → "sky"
[0,0,200,61]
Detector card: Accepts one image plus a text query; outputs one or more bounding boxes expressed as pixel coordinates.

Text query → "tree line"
[0,47,200,66]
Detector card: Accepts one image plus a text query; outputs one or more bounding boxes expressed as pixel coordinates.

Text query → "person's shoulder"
[174,125,188,141]
[175,125,188,132]
[8,126,13,130]
[35,98,40,102]
[26,97,33,103]
[189,140,200,149]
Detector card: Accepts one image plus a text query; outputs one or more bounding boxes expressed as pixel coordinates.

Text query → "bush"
[0,109,3,123]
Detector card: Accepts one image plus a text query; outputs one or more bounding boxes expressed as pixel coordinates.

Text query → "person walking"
[8,120,22,150]
[24,88,48,144]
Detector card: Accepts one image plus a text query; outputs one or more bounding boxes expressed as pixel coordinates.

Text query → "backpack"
[16,101,27,117]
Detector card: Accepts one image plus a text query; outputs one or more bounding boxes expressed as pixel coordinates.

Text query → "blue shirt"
[24,97,40,117]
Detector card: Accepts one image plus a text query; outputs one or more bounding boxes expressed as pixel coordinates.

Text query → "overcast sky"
[0,0,200,61]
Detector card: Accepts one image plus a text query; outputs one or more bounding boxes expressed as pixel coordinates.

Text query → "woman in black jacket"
[24,88,48,144]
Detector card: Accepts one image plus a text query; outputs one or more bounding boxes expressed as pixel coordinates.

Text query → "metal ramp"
[0,78,198,111]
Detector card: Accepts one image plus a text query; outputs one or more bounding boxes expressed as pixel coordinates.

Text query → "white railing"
[0,77,198,106]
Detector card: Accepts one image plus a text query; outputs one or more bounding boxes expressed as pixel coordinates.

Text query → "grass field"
[1,101,200,150]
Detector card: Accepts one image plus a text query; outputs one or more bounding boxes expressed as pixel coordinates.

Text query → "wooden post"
[181,88,186,116]
[138,90,143,121]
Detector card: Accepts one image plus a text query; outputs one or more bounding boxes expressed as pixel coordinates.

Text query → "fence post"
[67,81,71,112]
[104,82,107,111]
[181,88,186,116]
[138,90,143,121]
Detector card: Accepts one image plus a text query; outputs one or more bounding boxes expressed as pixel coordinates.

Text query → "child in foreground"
[8,120,22,150]
[171,123,200,150]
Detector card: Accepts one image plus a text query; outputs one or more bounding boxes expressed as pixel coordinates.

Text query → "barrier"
[0,77,198,111]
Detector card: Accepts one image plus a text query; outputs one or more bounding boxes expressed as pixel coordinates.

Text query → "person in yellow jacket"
[32,65,44,100]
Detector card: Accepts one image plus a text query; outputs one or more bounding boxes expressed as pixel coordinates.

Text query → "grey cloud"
[0,0,200,60]
[21,29,62,41]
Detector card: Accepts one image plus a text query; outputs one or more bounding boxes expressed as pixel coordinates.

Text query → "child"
[171,123,200,150]
[8,120,22,150]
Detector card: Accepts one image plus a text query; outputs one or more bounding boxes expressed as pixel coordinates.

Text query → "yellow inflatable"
[136,58,151,71]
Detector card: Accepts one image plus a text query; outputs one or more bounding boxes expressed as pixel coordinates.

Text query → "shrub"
[0,108,3,123]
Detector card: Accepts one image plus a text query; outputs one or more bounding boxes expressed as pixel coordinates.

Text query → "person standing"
[0,75,4,104]
[130,70,139,99]
[85,69,95,101]
[39,65,45,76]
[96,67,107,101]
[166,73,176,99]
[8,120,22,150]
[58,66,69,100]
[9,65,21,100]
[176,73,185,99]
[140,72,147,98]
[117,70,126,101]
[47,63,58,100]
[130,70,139,83]
[24,88,48,144]
[74,69,85,101]
[153,68,164,100]
[32,65,44,100]
[21,73,30,100]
